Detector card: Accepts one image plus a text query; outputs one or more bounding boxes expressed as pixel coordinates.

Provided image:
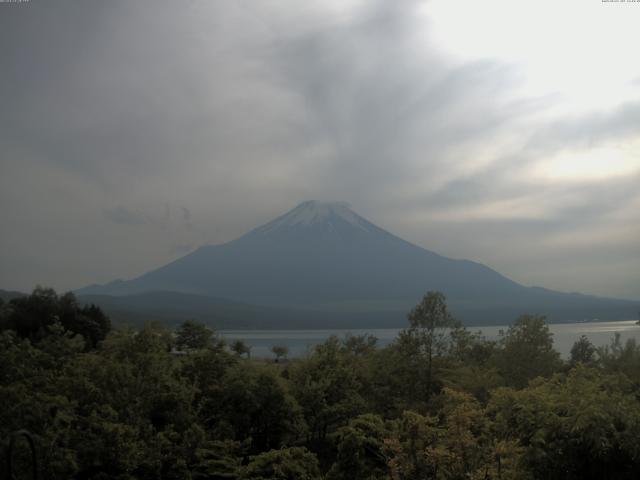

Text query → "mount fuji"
[77,201,637,327]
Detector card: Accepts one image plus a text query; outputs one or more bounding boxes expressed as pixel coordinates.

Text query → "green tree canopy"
[1,287,110,349]
[494,314,562,388]
[231,339,252,358]
[271,344,289,361]
[327,414,389,480]
[490,366,640,479]
[238,447,322,480]
[175,319,214,351]
[570,335,596,366]
[397,291,459,399]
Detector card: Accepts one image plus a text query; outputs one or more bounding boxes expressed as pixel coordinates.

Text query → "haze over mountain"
[77,201,637,327]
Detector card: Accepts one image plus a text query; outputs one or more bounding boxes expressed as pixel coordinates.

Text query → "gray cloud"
[525,101,640,155]
[104,206,147,226]
[180,207,194,231]
[0,0,638,300]
[169,243,195,256]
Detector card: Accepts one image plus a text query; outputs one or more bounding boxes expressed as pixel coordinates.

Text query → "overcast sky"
[1,0,639,300]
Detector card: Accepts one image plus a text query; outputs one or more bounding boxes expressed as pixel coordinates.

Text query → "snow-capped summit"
[279,201,354,226]
[271,201,355,226]
[246,200,383,238]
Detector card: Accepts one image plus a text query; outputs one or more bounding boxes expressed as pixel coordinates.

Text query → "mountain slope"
[77,201,638,325]
[76,291,407,329]
[0,288,28,302]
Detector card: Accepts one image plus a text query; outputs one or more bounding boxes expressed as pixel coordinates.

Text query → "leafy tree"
[2,288,110,349]
[597,333,640,383]
[384,410,439,479]
[448,324,497,366]
[189,438,245,479]
[3,286,59,341]
[76,303,111,348]
[442,325,502,403]
[0,296,9,330]
[433,388,520,479]
[341,333,378,356]
[37,322,85,366]
[441,363,503,405]
[231,339,252,358]
[327,414,389,480]
[175,319,214,351]
[570,335,596,366]
[238,447,322,480]
[493,315,562,388]
[490,366,640,479]
[180,344,237,404]
[207,364,306,452]
[271,345,289,362]
[58,292,111,349]
[381,291,459,407]
[290,337,365,443]
[385,389,523,480]
[404,291,458,396]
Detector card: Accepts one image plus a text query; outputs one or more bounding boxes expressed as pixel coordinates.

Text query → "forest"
[2,287,640,479]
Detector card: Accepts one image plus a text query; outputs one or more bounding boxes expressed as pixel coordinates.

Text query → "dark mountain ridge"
[76,201,638,326]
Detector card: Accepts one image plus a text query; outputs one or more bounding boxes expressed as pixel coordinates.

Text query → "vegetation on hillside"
[2,288,640,479]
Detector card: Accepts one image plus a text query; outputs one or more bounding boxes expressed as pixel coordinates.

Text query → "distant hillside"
[77,291,407,329]
[77,291,638,330]
[0,288,27,302]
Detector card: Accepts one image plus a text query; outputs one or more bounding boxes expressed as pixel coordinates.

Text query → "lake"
[220,320,640,359]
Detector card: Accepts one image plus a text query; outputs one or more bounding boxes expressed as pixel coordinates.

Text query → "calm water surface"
[220,320,640,359]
